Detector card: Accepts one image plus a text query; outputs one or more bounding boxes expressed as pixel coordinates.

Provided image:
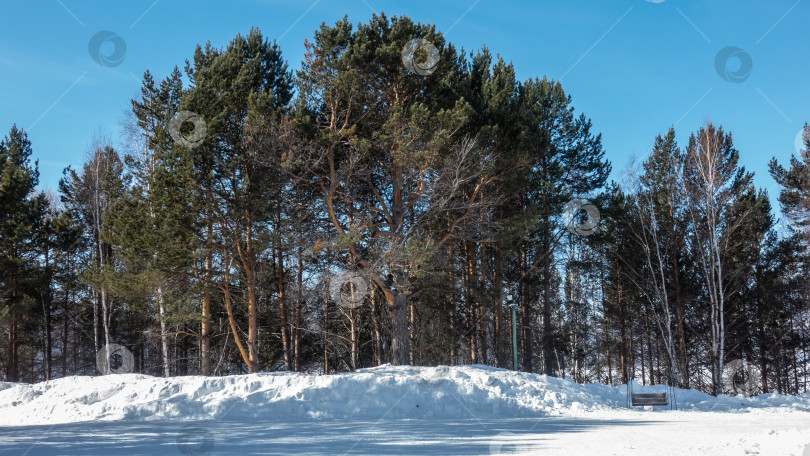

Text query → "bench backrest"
[631,393,668,406]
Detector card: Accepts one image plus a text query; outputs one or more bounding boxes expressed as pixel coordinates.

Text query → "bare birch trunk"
[158,287,170,377]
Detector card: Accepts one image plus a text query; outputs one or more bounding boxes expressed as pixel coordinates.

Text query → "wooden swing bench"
[627,380,676,409]
[630,392,668,406]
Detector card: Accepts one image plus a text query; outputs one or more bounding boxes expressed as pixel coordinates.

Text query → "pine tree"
[48,207,84,377]
[461,51,521,368]
[507,77,610,374]
[118,67,192,376]
[182,27,293,373]
[768,123,810,393]
[723,182,772,394]
[292,14,491,366]
[769,124,810,237]
[0,125,48,381]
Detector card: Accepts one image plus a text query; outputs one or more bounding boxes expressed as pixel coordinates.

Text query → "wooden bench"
[631,393,668,406]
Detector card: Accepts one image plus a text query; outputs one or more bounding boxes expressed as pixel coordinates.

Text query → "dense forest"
[1,14,808,396]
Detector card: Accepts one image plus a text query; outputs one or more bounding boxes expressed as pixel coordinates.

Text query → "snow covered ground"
[1,365,809,455]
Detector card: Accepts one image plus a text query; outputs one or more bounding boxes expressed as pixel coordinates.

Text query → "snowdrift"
[2,364,809,425]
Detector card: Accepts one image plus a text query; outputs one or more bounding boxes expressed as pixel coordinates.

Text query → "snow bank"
[2,364,809,425]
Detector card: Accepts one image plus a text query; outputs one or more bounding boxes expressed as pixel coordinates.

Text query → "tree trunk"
[247,282,258,373]
[222,247,253,373]
[370,286,382,366]
[493,246,505,368]
[294,241,304,372]
[618,270,628,384]
[478,244,489,365]
[93,289,100,359]
[757,316,768,393]
[463,242,476,363]
[276,241,291,371]
[323,292,329,374]
[102,288,112,371]
[236,219,259,374]
[672,255,689,386]
[158,287,170,377]
[42,296,52,381]
[519,240,532,373]
[351,307,359,370]
[630,332,647,385]
[200,290,211,375]
[540,243,551,375]
[644,309,654,385]
[388,279,410,366]
[7,310,18,382]
[294,297,302,372]
[200,220,213,376]
[62,284,70,377]
[409,300,416,365]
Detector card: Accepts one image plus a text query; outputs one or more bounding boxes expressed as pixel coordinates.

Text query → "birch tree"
[624,130,685,387]
[683,123,752,395]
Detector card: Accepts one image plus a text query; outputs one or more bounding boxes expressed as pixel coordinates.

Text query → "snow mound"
[2,364,809,425]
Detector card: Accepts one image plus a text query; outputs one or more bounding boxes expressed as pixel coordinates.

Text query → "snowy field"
[1,365,809,455]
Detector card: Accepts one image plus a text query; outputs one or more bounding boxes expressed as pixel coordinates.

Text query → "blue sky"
[1,0,807,214]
